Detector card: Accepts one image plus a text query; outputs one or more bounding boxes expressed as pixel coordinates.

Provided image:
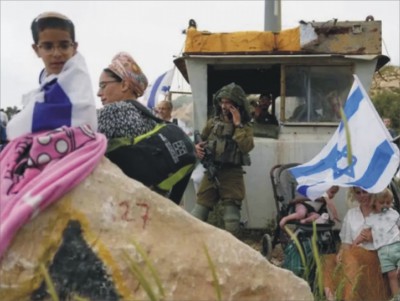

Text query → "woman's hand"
[360,228,372,242]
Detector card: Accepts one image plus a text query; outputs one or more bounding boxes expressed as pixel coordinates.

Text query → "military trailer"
[172,16,390,229]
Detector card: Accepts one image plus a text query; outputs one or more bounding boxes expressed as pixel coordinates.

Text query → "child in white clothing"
[354,188,400,297]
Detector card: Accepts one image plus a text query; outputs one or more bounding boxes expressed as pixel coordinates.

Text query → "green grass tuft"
[39,263,59,301]
[203,243,222,301]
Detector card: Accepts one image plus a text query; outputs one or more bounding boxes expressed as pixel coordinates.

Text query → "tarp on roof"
[184,27,300,53]
[184,20,382,55]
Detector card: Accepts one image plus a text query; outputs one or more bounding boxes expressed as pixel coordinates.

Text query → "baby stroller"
[261,163,339,281]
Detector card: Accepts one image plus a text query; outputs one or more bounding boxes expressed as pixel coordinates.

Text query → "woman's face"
[353,188,371,205]
[97,71,123,106]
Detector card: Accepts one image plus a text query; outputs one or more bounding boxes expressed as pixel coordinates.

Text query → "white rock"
[0,157,313,301]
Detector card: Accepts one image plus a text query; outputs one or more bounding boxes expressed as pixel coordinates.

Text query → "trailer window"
[283,66,353,123]
[167,91,194,138]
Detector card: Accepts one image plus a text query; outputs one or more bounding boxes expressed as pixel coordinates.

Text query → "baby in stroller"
[279,186,339,228]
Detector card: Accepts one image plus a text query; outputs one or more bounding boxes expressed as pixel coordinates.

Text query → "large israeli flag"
[290,75,400,200]
[143,68,175,109]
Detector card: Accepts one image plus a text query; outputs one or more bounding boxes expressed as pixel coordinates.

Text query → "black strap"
[124,100,165,123]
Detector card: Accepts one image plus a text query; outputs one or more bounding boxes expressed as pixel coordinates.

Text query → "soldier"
[253,93,278,125]
[191,82,254,234]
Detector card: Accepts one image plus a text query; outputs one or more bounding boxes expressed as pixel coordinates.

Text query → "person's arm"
[233,124,255,153]
[200,119,213,141]
[359,227,373,242]
[225,104,254,153]
[195,120,214,160]
[324,195,340,222]
[352,227,372,246]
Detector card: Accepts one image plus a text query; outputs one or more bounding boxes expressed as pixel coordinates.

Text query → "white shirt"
[365,208,400,249]
[340,206,375,250]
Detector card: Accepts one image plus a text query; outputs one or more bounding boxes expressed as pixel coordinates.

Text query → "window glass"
[284,66,353,122]
[168,91,194,137]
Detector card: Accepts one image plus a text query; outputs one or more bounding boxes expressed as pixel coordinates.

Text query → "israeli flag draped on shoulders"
[6,52,98,140]
[142,68,175,109]
[289,75,400,200]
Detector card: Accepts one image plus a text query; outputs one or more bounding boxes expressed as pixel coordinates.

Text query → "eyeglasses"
[98,80,119,90]
[37,41,75,54]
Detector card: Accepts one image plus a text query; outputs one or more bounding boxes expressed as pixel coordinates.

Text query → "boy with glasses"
[0,12,105,262]
[6,11,97,140]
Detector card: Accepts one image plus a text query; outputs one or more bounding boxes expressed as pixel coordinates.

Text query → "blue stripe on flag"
[297,140,395,195]
[147,72,167,109]
[339,86,363,132]
[349,140,395,188]
[290,146,338,178]
[297,185,310,197]
[32,80,72,133]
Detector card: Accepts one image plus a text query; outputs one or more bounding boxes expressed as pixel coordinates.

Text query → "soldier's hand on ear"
[229,105,241,126]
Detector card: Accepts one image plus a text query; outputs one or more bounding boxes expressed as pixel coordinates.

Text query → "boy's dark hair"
[31,13,75,44]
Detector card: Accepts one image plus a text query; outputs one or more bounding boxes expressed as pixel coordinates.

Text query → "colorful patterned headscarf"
[108,52,148,97]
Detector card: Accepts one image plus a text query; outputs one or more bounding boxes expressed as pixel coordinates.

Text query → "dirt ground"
[205,207,285,266]
[239,229,284,267]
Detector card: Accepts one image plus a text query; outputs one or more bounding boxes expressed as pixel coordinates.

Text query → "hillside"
[369,64,400,132]
[370,64,400,95]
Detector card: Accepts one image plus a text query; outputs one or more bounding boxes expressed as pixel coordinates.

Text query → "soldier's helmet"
[213,82,252,123]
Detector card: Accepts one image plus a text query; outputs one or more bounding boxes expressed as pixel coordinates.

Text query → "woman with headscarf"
[97,52,156,139]
[96,52,195,202]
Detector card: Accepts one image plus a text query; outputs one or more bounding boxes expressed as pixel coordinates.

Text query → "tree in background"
[372,89,400,135]
[371,65,400,135]
[3,106,20,120]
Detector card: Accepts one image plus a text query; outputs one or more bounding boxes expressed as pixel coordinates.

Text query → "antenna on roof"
[264,0,281,32]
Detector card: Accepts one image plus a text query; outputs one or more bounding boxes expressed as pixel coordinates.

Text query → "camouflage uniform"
[191,83,254,233]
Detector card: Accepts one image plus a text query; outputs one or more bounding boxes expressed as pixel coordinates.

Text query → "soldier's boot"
[222,200,241,235]
[191,204,210,221]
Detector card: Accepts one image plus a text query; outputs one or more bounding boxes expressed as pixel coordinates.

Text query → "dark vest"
[206,118,250,166]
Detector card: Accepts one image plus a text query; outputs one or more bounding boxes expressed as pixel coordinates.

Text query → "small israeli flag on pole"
[143,68,175,109]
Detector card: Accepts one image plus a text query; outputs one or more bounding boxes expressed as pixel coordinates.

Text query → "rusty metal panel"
[184,28,276,53]
[301,20,382,54]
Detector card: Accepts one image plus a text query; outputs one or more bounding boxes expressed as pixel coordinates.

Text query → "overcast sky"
[1,0,399,109]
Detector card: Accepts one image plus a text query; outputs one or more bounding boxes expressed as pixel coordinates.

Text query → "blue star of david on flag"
[161,85,171,93]
[332,146,357,179]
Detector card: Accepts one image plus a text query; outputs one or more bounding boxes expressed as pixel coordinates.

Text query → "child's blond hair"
[370,187,393,209]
